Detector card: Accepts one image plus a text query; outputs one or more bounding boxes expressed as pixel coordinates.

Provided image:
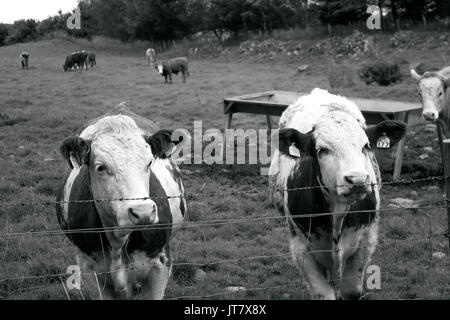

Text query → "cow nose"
[344,173,370,185]
[128,201,158,225]
[423,112,438,121]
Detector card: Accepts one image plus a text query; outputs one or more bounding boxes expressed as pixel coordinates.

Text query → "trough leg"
[393,111,409,180]
[266,115,272,130]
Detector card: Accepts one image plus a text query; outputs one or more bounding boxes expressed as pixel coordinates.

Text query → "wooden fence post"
[442,139,450,250]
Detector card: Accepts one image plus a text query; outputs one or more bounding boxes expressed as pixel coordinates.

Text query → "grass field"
[0,37,449,300]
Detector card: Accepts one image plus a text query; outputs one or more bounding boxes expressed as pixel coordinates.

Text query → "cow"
[155,57,189,84]
[146,48,156,66]
[56,107,187,299]
[411,67,450,137]
[63,50,88,71]
[20,52,29,69]
[269,88,407,300]
[88,53,96,68]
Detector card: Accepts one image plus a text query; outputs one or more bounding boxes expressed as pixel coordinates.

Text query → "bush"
[359,61,402,86]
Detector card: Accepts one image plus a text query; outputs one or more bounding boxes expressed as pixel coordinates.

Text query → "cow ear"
[366,120,407,149]
[277,128,313,158]
[411,69,422,82]
[146,129,183,159]
[60,137,91,169]
[444,77,450,89]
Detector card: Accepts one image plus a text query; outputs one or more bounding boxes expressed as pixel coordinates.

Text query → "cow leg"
[109,249,129,299]
[290,236,336,300]
[182,71,186,83]
[169,73,172,84]
[340,223,378,300]
[139,249,171,300]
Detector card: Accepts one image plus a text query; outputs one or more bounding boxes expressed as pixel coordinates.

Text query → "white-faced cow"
[146,48,156,66]
[269,88,406,300]
[411,67,450,137]
[56,107,186,299]
[20,52,29,69]
[156,57,189,84]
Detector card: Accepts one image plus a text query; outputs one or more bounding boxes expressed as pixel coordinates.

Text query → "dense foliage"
[1,0,449,46]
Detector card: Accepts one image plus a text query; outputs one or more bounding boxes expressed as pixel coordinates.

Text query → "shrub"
[359,61,402,86]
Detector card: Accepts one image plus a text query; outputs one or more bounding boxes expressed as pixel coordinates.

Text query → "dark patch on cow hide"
[56,166,111,257]
[125,170,173,260]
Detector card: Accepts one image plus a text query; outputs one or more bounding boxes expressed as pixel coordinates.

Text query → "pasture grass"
[0,37,449,299]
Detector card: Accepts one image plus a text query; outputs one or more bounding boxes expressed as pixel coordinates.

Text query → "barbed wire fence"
[0,175,449,300]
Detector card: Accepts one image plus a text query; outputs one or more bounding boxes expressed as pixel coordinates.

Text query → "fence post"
[443,139,450,250]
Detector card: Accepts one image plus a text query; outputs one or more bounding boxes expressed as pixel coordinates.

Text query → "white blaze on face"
[313,112,374,202]
[418,77,446,121]
[157,65,164,75]
[81,116,158,230]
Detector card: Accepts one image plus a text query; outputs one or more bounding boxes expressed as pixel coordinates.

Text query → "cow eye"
[96,164,107,173]
[147,160,153,169]
[317,148,329,157]
[363,143,371,153]
[438,91,443,97]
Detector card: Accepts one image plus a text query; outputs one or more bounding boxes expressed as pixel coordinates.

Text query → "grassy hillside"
[0,36,449,300]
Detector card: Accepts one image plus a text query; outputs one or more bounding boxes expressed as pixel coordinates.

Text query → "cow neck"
[314,153,350,244]
[287,154,330,236]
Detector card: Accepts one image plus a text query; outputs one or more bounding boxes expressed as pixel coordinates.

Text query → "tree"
[0,24,9,46]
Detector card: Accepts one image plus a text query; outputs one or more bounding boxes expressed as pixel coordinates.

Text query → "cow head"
[411,69,450,122]
[279,112,406,204]
[156,64,164,75]
[60,116,180,233]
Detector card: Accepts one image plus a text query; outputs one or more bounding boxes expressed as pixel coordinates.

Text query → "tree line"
[1,0,450,47]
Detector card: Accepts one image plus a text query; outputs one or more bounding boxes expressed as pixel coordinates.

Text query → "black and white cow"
[63,50,88,71]
[269,88,406,300]
[56,107,186,299]
[20,52,29,69]
[156,57,189,84]
[88,53,96,68]
[146,48,156,66]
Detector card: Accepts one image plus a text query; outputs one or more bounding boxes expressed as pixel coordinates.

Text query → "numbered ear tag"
[376,133,390,149]
[164,142,176,157]
[289,144,301,158]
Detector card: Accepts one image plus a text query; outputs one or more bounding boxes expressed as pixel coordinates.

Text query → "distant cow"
[63,50,88,71]
[269,88,406,299]
[146,48,156,65]
[411,67,450,136]
[56,107,186,299]
[156,57,189,84]
[20,52,29,69]
[88,53,96,68]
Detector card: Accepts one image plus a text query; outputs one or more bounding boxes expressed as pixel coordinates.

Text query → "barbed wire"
[0,232,447,285]
[0,175,446,208]
[0,201,446,239]
[0,174,448,300]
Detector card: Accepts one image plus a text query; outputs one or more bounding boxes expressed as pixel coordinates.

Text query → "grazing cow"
[269,88,406,300]
[20,52,29,69]
[56,107,186,299]
[88,53,96,68]
[146,48,156,65]
[411,67,450,136]
[155,57,189,84]
[63,50,88,71]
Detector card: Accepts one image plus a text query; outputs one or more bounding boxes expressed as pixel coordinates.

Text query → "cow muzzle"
[422,111,438,122]
[127,200,158,225]
[338,172,371,199]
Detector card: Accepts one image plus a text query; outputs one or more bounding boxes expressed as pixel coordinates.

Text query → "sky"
[0,0,79,24]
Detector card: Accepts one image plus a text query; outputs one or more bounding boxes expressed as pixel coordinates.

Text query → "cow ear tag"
[164,142,177,157]
[289,144,301,158]
[376,133,390,149]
